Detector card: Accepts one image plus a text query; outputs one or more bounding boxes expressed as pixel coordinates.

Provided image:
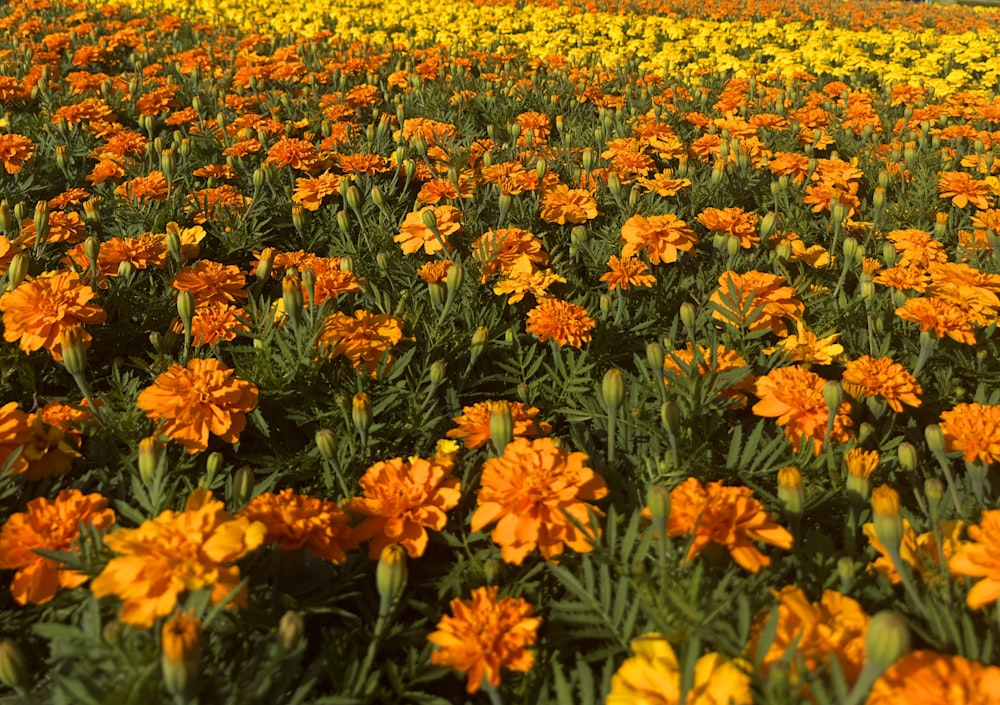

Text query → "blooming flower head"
[607,632,752,705]
[475,433,610,560]
[171,260,248,307]
[0,401,32,477]
[447,400,551,450]
[620,213,698,265]
[764,324,843,366]
[600,255,656,291]
[266,137,319,171]
[748,586,870,686]
[346,441,461,558]
[0,270,106,361]
[0,133,35,173]
[697,206,759,249]
[240,489,354,563]
[662,343,754,406]
[492,255,566,304]
[949,509,1000,610]
[525,298,595,347]
[667,477,793,572]
[939,402,1000,465]
[752,365,854,455]
[938,170,994,210]
[841,355,922,413]
[136,357,259,454]
[867,651,1000,705]
[863,519,964,585]
[895,296,977,345]
[91,488,265,628]
[539,184,599,225]
[318,309,407,377]
[393,205,463,256]
[471,227,549,282]
[427,585,540,693]
[0,490,115,605]
[710,270,804,337]
[291,171,342,211]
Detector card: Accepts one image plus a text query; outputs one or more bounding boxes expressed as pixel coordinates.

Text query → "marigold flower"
[266,137,319,171]
[136,357,259,454]
[0,489,115,605]
[950,509,1000,609]
[748,586,870,686]
[607,632,752,705]
[115,170,169,203]
[525,298,595,348]
[0,133,35,174]
[291,171,343,211]
[493,255,566,304]
[895,296,977,345]
[0,402,32,476]
[190,303,249,346]
[619,213,697,265]
[318,309,407,376]
[752,365,854,455]
[241,489,354,563]
[427,585,540,693]
[863,519,964,585]
[171,260,248,307]
[938,170,994,210]
[346,446,461,558]
[92,488,265,628]
[662,343,754,405]
[697,206,759,249]
[0,270,106,361]
[471,227,548,282]
[710,270,804,337]
[635,170,691,197]
[600,255,656,291]
[539,184,599,225]
[867,650,1000,705]
[393,205,463,256]
[447,400,551,450]
[841,355,922,413]
[472,437,607,564]
[667,477,792,572]
[939,402,1000,464]
[764,325,843,366]
[19,406,84,481]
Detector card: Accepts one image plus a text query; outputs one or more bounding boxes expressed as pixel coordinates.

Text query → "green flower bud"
[924,424,946,455]
[646,483,670,535]
[865,611,910,673]
[489,400,514,454]
[233,465,255,506]
[602,368,625,412]
[897,441,918,472]
[376,544,408,617]
[277,611,305,651]
[661,400,680,436]
[315,428,338,461]
[0,639,29,690]
[429,361,446,385]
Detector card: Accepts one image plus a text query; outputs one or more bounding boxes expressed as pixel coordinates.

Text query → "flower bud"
[254,247,275,284]
[160,148,176,182]
[646,483,670,535]
[346,184,362,212]
[873,186,886,210]
[871,485,903,555]
[897,441,918,473]
[470,325,488,366]
[600,293,612,314]
[233,465,255,506]
[924,424,946,455]
[777,466,804,515]
[336,210,350,234]
[176,290,195,332]
[138,436,164,483]
[445,261,463,296]
[865,610,910,673]
[352,393,372,437]
[646,341,664,371]
[429,360,446,385]
[281,272,303,326]
[205,451,223,480]
[315,428,338,460]
[6,252,27,291]
[823,380,843,414]
[582,149,596,173]
[32,199,49,244]
[661,400,680,436]
[58,325,88,375]
[0,639,29,690]
[760,211,777,239]
[161,610,201,699]
[489,400,513,453]
[837,556,856,587]
[116,260,135,279]
[679,302,696,330]
[277,610,305,651]
[370,184,385,208]
[165,227,182,262]
[607,171,622,201]
[602,368,625,412]
[376,543,408,616]
[842,236,859,263]
[924,477,943,516]
[0,200,11,234]
[420,208,438,234]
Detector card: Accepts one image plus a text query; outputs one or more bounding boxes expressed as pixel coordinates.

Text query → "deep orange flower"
[492,255,566,304]
[938,170,994,210]
[620,213,698,265]
[885,228,948,269]
[447,400,551,450]
[427,585,540,693]
[841,355,922,413]
[600,255,656,291]
[0,401,32,476]
[710,270,804,337]
[185,185,250,224]
[0,489,114,605]
[115,170,169,203]
[318,309,407,376]
[190,303,249,346]
[291,171,342,211]
[471,436,607,564]
[895,296,977,345]
[525,298,595,348]
[393,205,463,256]
[697,206,759,248]
[266,137,319,171]
[0,270,106,361]
[753,366,853,455]
[940,402,1000,464]
[667,477,793,572]
[471,227,548,282]
[0,133,35,173]
[748,586,869,686]
[136,357,259,454]
[635,170,691,197]
[346,442,461,558]
[91,488,266,628]
[867,651,1000,704]
[539,184,599,225]
[337,152,392,175]
[950,509,1000,609]
[863,519,964,585]
[18,403,90,481]
[417,260,452,284]
[240,488,354,563]
[172,260,248,306]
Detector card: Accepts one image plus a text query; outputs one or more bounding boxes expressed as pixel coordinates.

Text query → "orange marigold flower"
[91,488,266,628]
[492,255,566,304]
[841,355,922,413]
[318,309,407,376]
[620,213,697,265]
[417,260,452,284]
[697,206,759,249]
[710,270,804,337]
[447,400,551,450]
[171,260,248,307]
[940,402,1000,465]
[539,184,599,225]
[115,170,169,203]
[0,270,106,361]
[427,585,540,694]
[0,133,35,174]
[0,489,115,605]
[266,137,319,171]
[867,651,1000,705]
[662,343,754,405]
[471,436,607,564]
[950,509,1000,609]
[634,170,691,197]
[667,477,793,572]
[291,171,343,211]
[600,255,656,291]
[346,443,461,558]
[748,586,869,686]
[753,365,853,455]
[863,519,964,585]
[136,357,259,454]
[393,205,463,256]
[885,228,948,269]
[938,170,994,210]
[763,324,843,366]
[471,227,548,282]
[525,298,595,348]
[190,302,249,346]
[895,296,977,345]
[607,632,752,705]
[18,405,86,481]
[0,401,32,476]
[240,488,354,563]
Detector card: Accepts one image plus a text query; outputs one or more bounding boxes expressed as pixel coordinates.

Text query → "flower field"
[2,0,1000,701]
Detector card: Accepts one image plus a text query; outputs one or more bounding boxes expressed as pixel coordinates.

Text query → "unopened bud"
[489,400,513,453]
[352,393,372,437]
[897,441,918,472]
[924,424,946,455]
[646,341,664,371]
[646,483,670,535]
[445,262,463,295]
[0,200,11,233]
[777,466,804,515]
[679,302,696,330]
[6,252,27,290]
[33,200,49,243]
[315,428,338,460]
[871,485,903,555]
[176,290,195,331]
[255,247,276,283]
[161,610,201,699]
[277,610,304,651]
[602,368,625,412]
[233,465,255,506]
[760,211,777,239]
[138,436,164,483]
[865,610,910,673]
[470,325,488,366]
[429,361,446,385]
[58,325,88,375]
[661,400,680,436]
[376,543,408,616]
[823,380,843,414]
[0,639,29,690]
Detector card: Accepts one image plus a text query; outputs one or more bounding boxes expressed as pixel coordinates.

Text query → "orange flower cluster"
[136,357,259,453]
[939,402,1000,465]
[620,213,697,265]
[752,365,853,455]
[0,489,115,605]
[525,298,595,347]
[393,205,463,255]
[427,585,539,693]
[709,270,804,337]
[318,309,407,376]
[667,477,793,572]
[240,489,354,563]
[539,184,599,225]
[867,651,1000,704]
[697,206,759,249]
[841,355,922,413]
[472,437,607,564]
[447,400,551,450]
[91,488,266,628]
[471,227,549,282]
[949,509,1000,610]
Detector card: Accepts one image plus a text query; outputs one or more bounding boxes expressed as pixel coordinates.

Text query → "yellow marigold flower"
[471,437,607,565]
[667,477,793,572]
[240,489,354,563]
[91,488,266,628]
[525,298,595,348]
[539,184,599,225]
[427,585,539,694]
[863,519,964,585]
[492,254,566,304]
[895,296,976,345]
[447,400,551,450]
[619,213,697,265]
[0,489,115,605]
[607,632,751,705]
[867,651,1000,705]
[347,451,461,558]
[764,324,843,366]
[939,402,1000,465]
[841,355,922,413]
[752,365,853,455]
[950,509,1000,610]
